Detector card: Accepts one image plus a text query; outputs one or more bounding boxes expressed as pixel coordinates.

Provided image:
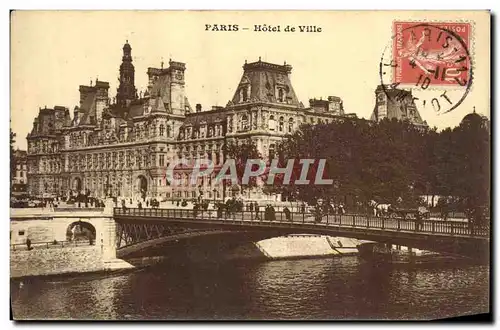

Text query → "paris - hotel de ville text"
[25,41,427,201]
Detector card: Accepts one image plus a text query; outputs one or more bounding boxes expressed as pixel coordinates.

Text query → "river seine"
[11,256,489,320]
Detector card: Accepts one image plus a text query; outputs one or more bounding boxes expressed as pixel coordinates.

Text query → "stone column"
[258,107,262,129]
[232,114,237,132]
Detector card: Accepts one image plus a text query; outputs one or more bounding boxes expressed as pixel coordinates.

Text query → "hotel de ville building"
[25,41,424,201]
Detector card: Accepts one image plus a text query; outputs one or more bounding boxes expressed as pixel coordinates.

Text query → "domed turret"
[123,40,131,54]
[461,107,489,130]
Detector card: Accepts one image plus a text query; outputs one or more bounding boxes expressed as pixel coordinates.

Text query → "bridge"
[113,207,490,260]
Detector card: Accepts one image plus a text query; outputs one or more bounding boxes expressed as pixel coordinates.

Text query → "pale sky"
[10,11,490,150]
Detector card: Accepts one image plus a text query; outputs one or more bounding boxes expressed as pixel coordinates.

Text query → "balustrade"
[112,207,489,238]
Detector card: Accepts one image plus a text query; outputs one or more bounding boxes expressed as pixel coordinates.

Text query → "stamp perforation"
[389,19,475,92]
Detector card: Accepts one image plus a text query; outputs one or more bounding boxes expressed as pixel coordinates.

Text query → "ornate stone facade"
[26,42,356,201]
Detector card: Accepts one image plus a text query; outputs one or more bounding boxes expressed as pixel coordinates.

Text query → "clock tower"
[116,40,137,107]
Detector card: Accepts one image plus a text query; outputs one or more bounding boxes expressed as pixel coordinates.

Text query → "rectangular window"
[159,154,165,167]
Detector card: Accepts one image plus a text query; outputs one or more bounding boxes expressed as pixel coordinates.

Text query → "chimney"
[73,106,79,122]
[196,104,202,112]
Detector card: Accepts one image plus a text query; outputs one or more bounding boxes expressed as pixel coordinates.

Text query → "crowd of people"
[120,197,160,210]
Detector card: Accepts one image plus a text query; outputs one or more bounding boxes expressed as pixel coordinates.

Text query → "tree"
[219,139,263,194]
[271,117,431,207]
[444,117,490,223]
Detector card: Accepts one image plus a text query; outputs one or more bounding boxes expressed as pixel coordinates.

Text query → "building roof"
[228,59,301,108]
[461,110,488,124]
[77,91,97,126]
[14,149,27,159]
[182,110,227,127]
[371,85,426,126]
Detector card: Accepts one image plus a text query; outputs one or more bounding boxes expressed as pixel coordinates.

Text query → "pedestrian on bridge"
[284,206,291,221]
[254,202,260,220]
[415,210,423,231]
[193,203,199,217]
[217,203,224,218]
[264,205,270,220]
[269,205,276,221]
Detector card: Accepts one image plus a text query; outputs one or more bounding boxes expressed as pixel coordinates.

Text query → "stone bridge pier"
[10,202,132,278]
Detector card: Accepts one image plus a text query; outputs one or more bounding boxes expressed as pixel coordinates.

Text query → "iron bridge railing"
[113,207,490,238]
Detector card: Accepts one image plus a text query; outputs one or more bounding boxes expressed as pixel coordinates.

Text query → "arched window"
[269,115,276,131]
[159,124,165,136]
[288,117,294,133]
[269,144,276,159]
[241,114,249,131]
[279,116,284,132]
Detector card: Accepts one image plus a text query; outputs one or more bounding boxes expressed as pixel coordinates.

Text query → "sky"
[10,11,490,150]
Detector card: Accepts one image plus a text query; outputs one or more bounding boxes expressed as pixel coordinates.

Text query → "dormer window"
[239,84,251,103]
[242,87,248,102]
[278,89,284,102]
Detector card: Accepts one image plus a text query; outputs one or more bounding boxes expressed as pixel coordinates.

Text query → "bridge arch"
[66,220,96,243]
[116,227,283,259]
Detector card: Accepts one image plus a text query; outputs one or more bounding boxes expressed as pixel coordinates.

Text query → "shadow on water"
[10,255,490,320]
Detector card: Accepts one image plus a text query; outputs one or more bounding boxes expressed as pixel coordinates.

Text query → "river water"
[11,257,489,320]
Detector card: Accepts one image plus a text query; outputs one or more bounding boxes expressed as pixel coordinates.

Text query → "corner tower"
[116,40,137,107]
[371,85,427,128]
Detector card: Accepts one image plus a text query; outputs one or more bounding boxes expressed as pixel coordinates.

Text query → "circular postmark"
[379,22,473,115]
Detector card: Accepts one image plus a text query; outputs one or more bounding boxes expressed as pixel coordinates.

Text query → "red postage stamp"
[392,21,472,87]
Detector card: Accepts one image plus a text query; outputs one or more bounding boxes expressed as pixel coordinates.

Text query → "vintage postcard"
[9,10,490,321]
